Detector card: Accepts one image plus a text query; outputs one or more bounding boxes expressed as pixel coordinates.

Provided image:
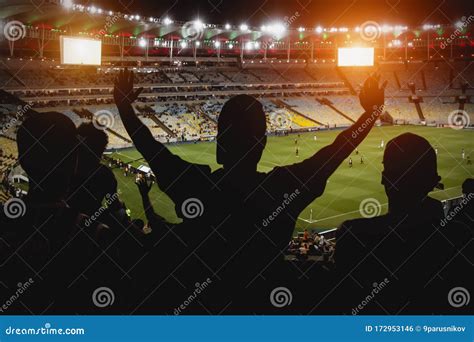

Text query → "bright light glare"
[337,47,374,67]
[194,20,204,29]
[62,0,73,8]
[240,24,249,32]
[60,36,102,65]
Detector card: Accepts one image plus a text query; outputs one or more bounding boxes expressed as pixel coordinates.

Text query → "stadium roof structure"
[1,0,473,61]
[2,0,473,41]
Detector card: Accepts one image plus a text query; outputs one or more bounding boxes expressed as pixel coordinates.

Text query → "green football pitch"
[109,126,473,232]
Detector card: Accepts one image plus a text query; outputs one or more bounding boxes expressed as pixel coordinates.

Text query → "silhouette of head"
[382,133,440,207]
[17,112,78,199]
[462,178,474,196]
[216,95,267,167]
[76,122,108,174]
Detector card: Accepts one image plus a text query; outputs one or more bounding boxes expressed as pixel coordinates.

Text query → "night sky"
[86,0,472,27]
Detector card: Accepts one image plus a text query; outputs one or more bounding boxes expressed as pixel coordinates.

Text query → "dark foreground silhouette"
[0,72,471,315]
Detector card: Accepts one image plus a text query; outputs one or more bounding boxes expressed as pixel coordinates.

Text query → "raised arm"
[290,75,387,189]
[114,69,212,219]
[113,69,173,163]
[135,177,160,224]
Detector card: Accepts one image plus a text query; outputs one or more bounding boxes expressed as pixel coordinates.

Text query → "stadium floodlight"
[246,41,254,50]
[315,26,323,33]
[455,20,464,28]
[298,27,305,32]
[195,41,201,47]
[214,41,221,48]
[180,41,187,48]
[61,0,73,8]
[163,17,173,26]
[135,15,140,21]
[138,38,147,47]
[89,6,97,14]
[228,43,234,49]
[97,8,103,14]
[194,20,204,29]
[240,24,249,32]
[268,23,286,37]
[225,23,231,30]
[422,24,432,30]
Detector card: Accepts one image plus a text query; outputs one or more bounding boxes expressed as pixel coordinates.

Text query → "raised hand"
[136,177,153,196]
[113,68,143,107]
[359,74,387,115]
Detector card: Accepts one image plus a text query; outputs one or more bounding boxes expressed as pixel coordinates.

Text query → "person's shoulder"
[338,215,390,236]
[266,164,300,180]
[98,163,115,178]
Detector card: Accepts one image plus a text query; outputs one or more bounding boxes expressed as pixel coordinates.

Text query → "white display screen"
[60,36,102,66]
[337,47,374,67]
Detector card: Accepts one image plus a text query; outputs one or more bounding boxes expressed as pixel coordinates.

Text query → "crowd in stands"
[286,229,335,264]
